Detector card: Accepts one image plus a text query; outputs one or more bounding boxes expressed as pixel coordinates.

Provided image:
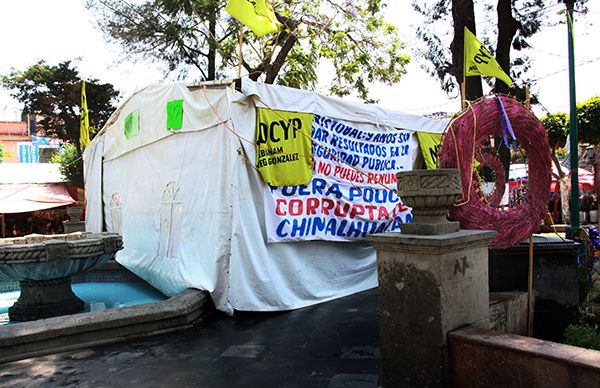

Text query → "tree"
[414,0,587,191]
[542,111,570,222]
[578,95,600,204]
[541,97,600,224]
[1,60,119,186]
[86,0,409,100]
[542,111,569,153]
[578,96,600,145]
[413,0,588,100]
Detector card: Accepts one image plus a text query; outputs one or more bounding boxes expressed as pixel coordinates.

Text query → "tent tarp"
[84,79,448,314]
[0,183,75,213]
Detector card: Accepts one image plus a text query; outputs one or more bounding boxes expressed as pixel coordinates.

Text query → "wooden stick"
[527,236,534,336]
[238,26,243,78]
[461,77,467,109]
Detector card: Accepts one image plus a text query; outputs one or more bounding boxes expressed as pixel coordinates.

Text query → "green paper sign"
[167,99,184,130]
[124,110,140,139]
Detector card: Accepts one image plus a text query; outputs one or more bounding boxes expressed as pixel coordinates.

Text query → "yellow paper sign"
[226,0,281,37]
[416,132,442,170]
[256,108,313,186]
[464,27,512,87]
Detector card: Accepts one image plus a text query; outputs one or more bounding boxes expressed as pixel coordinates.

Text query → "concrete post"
[367,169,495,387]
[369,231,495,387]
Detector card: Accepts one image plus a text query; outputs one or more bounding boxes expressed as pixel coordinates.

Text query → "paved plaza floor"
[0,288,380,388]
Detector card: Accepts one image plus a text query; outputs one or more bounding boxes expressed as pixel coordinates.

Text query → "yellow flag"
[80,80,90,148]
[256,108,313,186]
[226,0,281,37]
[416,132,442,170]
[464,27,512,87]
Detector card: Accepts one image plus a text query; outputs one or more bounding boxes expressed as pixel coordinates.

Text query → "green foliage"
[0,60,118,149]
[578,96,600,145]
[541,112,569,150]
[51,144,83,187]
[87,0,409,100]
[564,323,600,350]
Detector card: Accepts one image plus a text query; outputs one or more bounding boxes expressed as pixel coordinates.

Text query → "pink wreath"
[439,95,552,248]
[475,151,506,207]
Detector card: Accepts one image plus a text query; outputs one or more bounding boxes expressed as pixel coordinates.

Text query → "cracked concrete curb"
[0,288,212,363]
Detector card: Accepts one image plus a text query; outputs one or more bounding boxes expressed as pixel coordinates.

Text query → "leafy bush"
[51,143,83,187]
[564,323,600,350]
[541,112,569,150]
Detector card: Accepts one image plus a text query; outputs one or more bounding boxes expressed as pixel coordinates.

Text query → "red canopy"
[0,184,76,213]
[551,166,594,193]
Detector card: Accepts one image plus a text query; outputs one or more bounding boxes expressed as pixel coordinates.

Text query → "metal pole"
[527,236,534,336]
[565,0,580,239]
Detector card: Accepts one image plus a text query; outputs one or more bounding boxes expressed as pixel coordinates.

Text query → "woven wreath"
[475,151,506,207]
[439,95,552,248]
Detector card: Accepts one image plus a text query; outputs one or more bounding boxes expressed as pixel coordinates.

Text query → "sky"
[0,0,599,121]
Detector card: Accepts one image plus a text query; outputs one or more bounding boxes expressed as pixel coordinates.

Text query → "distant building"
[0,119,61,163]
[0,121,29,163]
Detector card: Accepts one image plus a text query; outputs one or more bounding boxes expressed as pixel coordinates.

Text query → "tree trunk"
[494,0,518,94]
[207,11,217,80]
[494,0,519,180]
[451,0,482,101]
[559,174,571,224]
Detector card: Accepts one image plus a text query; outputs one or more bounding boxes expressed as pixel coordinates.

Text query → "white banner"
[265,114,416,242]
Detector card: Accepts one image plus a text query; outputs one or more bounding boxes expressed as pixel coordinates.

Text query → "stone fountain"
[0,232,123,322]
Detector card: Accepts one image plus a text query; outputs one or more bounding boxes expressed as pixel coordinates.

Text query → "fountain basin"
[0,232,123,321]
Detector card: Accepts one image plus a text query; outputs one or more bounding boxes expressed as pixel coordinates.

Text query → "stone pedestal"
[368,230,495,387]
[64,206,85,233]
[9,277,85,321]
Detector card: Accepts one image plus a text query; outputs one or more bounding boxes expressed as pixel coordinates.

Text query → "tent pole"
[565,0,580,239]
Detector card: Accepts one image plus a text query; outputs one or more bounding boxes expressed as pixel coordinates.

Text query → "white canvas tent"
[84,79,447,314]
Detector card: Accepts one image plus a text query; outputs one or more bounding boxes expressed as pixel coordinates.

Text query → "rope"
[197,84,413,224]
[198,84,401,194]
[445,100,477,206]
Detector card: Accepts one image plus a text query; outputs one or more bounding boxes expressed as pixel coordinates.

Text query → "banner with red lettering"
[264,114,415,242]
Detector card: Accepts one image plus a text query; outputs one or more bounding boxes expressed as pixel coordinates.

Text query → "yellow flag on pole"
[416,132,442,170]
[226,0,281,37]
[464,27,512,87]
[80,80,90,148]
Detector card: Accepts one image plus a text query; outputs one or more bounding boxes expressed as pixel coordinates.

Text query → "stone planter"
[396,169,462,235]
